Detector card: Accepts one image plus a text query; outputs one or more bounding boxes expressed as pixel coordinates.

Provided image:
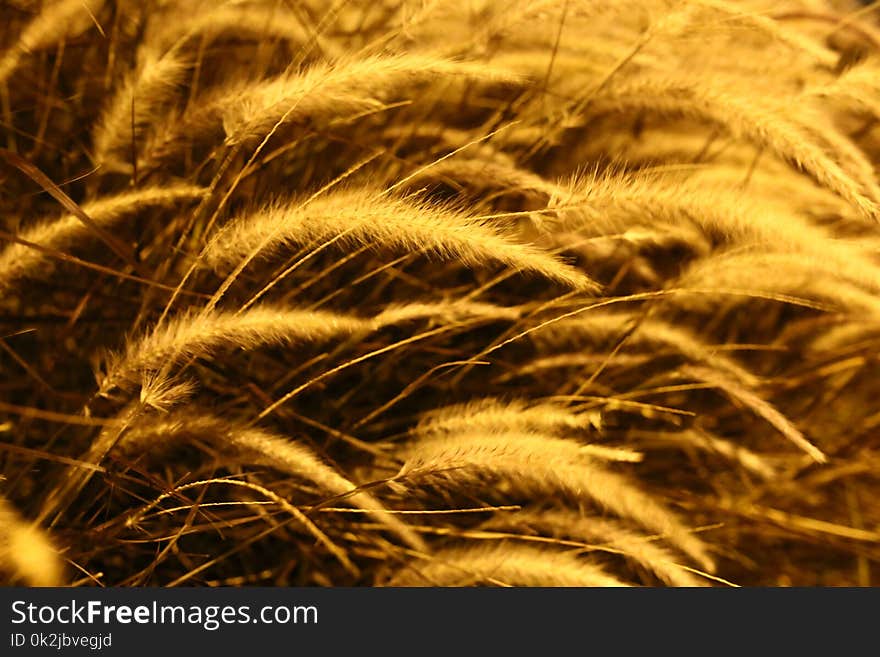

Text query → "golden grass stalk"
[631,429,777,480]
[805,60,880,120]
[0,0,104,86]
[578,444,645,463]
[144,3,341,59]
[676,250,880,317]
[386,542,629,586]
[806,320,880,353]
[483,508,705,586]
[0,494,63,586]
[586,76,880,218]
[535,310,759,387]
[100,301,522,394]
[395,430,714,571]
[416,399,638,461]
[92,45,190,166]
[685,163,855,219]
[0,184,203,289]
[504,353,654,381]
[218,53,522,145]
[2,0,879,588]
[200,190,596,291]
[556,173,880,290]
[681,365,825,463]
[125,476,358,577]
[687,0,837,67]
[401,158,567,203]
[416,398,596,436]
[116,411,424,551]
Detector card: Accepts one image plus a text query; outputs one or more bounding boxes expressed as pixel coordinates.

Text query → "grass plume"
[1,0,878,587]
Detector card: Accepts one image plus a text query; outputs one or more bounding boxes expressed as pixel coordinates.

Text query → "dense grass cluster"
[1,0,879,587]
